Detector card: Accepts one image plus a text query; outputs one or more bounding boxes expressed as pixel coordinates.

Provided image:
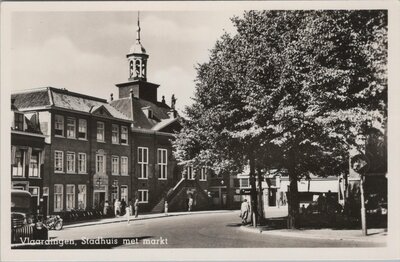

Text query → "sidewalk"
[63,210,232,229]
[240,225,387,244]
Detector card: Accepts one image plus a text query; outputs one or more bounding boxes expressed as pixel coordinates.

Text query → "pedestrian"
[126,204,131,225]
[164,201,168,216]
[188,197,193,212]
[103,200,109,216]
[128,199,133,217]
[134,198,139,218]
[121,198,126,216]
[114,199,121,217]
[240,199,250,224]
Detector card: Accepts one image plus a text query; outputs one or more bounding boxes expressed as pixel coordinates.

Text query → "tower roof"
[129,12,146,55]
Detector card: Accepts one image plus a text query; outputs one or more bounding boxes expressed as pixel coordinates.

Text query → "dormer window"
[142,107,153,119]
[14,112,24,131]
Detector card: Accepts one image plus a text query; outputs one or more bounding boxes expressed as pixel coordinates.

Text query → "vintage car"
[11,189,48,243]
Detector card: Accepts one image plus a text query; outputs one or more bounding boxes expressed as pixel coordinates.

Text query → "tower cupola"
[127,12,148,81]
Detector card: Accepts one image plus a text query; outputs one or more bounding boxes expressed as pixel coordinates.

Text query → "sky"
[8,10,242,113]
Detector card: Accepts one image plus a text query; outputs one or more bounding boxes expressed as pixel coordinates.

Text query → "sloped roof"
[12,87,131,122]
[111,96,176,129]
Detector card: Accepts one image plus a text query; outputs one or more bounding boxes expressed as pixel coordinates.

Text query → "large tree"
[174,10,387,228]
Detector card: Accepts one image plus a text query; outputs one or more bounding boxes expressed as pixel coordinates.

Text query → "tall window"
[112,156,119,175]
[200,167,207,181]
[111,184,119,204]
[112,124,119,144]
[187,166,194,180]
[97,121,105,142]
[240,178,250,188]
[54,115,64,136]
[121,126,128,144]
[121,185,128,202]
[29,151,40,177]
[66,152,75,173]
[78,185,87,210]
[54,151,63,172]
[66,185,75,211]
[78,153,87,174]
[121,156,128,176]
[67,117,76,138]
[96,154,105,174]
[54,184,63,212]
[12,149,24,177]
[157,149,167,180]
[14,112,24,130]
[138,189,148,203]
[78,119,87,139]
[138,147,148,179]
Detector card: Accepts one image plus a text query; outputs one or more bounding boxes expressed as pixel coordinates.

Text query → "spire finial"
[136,11,141,44]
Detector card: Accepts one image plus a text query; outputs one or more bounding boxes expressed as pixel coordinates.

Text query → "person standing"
[114,199,121,217]
[128,199,133,217]
[240,199,250,224]
[126,204,131,225]
[164,201,168,216]
[103,200,109,216]
[121,199,126,216]
[134,198,139,218]
[188,197,193,212]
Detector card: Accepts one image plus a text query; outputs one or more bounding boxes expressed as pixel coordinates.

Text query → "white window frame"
[97,121,105,142]
[121,126,128,145]
[66,152,76,174]
[54,184,63,212]
[112,155,119,175]
[138,147,148,179]
[138,189,148,203]
[187,166,194,180]
[240,178,250,188]
[28,150,40,178]
[78,184,87,210]
[54,151,64,173]
[78,119,87,140]
[78,153,87,174]
[66,184,75,211]
[67,117,76,138]
[121,185,128,202]
[200,167,207,181]
[12,149,25,177]
[157,148,167,180]
[112,124,119,144]
[121,156,128,176]
[28,186,40,206]
[96,154,105,174]
[54,115,64,137]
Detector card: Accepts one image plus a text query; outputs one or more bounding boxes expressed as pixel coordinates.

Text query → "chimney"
[161,95,166,104]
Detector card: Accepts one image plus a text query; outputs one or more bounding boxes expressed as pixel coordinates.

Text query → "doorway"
[94,191,106,209]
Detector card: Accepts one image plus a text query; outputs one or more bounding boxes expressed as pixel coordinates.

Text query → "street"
[43,211,384,248]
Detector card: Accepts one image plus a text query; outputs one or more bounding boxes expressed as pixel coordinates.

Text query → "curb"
[63,210,232,229]
[239,226,387,244]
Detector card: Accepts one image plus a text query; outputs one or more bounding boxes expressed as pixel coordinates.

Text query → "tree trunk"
[287,151,299,229]
[249,154,258,227]
[256,166,265,224]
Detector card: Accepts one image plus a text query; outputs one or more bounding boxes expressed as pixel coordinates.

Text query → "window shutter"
[40,149,46,165]
[26,147,32,167]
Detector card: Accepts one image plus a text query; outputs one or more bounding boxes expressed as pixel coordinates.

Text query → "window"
[240,178,250,188]
[66,152,75,173]
[121,126,128,144]
[43,187,49,196]
[200,167,207,181]
[14,112,24,130]
[12,149,24,177]
[78,153,87,174]
[97,121,104,142]
[29,151,40,177]
[121,156,128,176]
[138,147,148,179]
[67,117,76,138]
[121,185,128,202]
[138,189,148,203]
[96,154,105,174]
[78,119,87,139]
[112,124,119,144]
[78,185,86,210]
[187,166,194,180]
[66,185,75,211]
[54,184,63,212]
[54,115,64,136]
[29,187,40,206]
[54,151,63,172]
[112,156,119,175]
[111,184,119,204]
[157,149,167,180]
